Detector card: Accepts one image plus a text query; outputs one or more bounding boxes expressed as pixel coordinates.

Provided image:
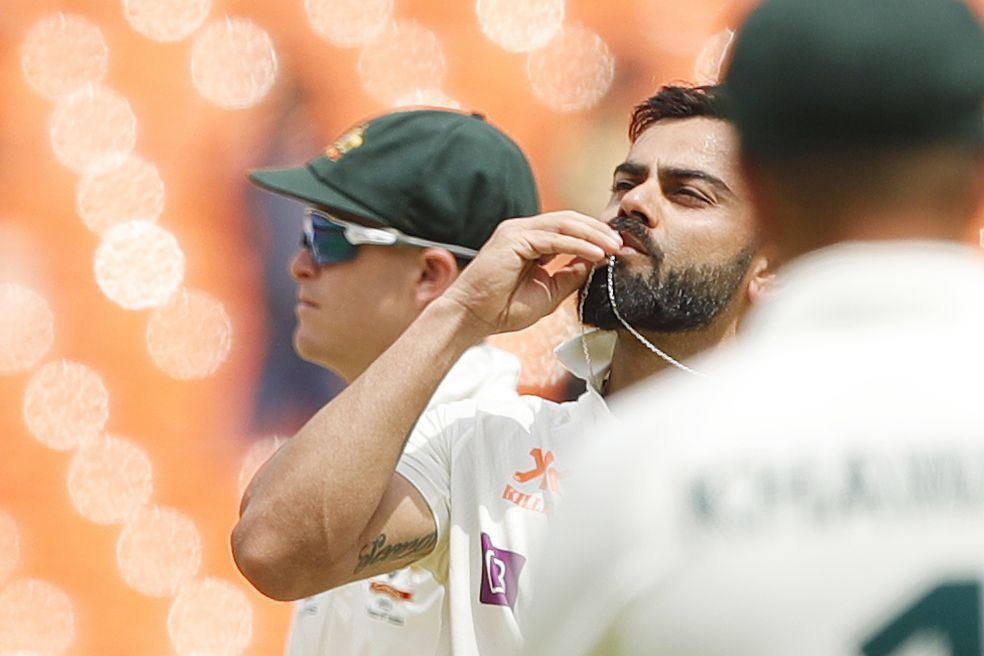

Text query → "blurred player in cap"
[233,84,773,655]
[524,0,984,654]
[238,108,538,655]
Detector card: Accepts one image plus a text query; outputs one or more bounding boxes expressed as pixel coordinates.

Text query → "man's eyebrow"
[660,166,735,197]
[613,161,648,178]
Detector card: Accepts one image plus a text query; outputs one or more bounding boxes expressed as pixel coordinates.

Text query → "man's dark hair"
[629,85,724,143]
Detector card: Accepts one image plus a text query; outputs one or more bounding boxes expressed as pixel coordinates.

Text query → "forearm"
[232,297,486,599]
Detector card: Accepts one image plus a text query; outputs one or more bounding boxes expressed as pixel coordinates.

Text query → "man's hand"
[441,212,622,337]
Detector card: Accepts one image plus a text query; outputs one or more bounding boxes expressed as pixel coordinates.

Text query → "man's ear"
[745,251,776,306]
[414,248,461,310]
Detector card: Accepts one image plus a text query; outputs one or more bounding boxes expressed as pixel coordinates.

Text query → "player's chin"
[292,330,329,365]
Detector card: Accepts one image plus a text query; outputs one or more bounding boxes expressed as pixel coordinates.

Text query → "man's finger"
[517,213,622,250]
[513,232,612,263]
[549,258,595,301]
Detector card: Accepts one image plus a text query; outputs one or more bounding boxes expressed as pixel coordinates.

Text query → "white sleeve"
[395,400,476,577]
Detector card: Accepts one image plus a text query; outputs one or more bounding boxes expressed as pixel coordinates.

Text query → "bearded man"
[233,83,772,655]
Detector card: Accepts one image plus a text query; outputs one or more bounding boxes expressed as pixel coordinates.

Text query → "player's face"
[580,116,758,333]
[289,242,420,381]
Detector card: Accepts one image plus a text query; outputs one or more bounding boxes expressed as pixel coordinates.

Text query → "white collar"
[554,328,617,395]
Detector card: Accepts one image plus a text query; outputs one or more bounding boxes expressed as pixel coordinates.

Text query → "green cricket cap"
[723,0,984,155]
[248,109,540,252]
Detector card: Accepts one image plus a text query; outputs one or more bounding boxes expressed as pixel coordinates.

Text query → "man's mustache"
[606,213,665,266]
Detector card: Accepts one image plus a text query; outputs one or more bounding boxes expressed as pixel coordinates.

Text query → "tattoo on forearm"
[355,531,438,574]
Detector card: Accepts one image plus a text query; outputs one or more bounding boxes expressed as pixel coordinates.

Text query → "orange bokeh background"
[0,0,981,654]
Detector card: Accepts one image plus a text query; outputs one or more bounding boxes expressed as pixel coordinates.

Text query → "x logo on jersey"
[513,448,565,492]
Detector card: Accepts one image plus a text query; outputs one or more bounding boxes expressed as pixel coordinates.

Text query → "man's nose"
[618,182,660,229]
[289,247,317,280]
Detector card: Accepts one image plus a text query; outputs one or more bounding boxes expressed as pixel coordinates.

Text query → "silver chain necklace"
[579,256,704,384]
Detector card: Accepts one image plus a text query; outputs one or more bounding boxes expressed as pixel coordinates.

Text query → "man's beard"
[579,216,755,333]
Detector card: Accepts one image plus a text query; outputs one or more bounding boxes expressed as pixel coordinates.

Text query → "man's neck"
[604,320,737,396]
[776,206,972,265]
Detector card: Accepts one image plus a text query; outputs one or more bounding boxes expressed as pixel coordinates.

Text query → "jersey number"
[861,581,982,655]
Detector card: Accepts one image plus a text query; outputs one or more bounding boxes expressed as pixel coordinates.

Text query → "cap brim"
[247,166,388,223]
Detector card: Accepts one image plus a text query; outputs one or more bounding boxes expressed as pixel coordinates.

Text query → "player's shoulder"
[412,392,565,441]
[469,391,577,434]
[446,392,593,458]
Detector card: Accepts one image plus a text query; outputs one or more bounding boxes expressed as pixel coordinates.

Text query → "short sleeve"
[395,400,477,579]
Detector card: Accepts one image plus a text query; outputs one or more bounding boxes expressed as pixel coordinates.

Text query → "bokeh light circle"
[50,86,137,175]
[146,288,232,379]
[117,505,202,597]
[0,579,75,655]
[527,24,615,112]
[191,18,278,109]
[94,220,185,310]
[124,0,212,42]
[0,511,19,588]
[358,21,447,105]
[21,14,108,100]
[694,28,734,85]
[237,435,287,497]
[305,0,393,47]
[476,0,565,53]
[0,284,54,374]
[167,578,254,656]
[393,87,461,110]
[76,156,166,235]
[23,360,109,451]
[68,434,153,525]
[488,297,580,391]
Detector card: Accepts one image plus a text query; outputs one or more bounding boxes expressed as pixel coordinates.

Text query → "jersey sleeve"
[395,400,476,581]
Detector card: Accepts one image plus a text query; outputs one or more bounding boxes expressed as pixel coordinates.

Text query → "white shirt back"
[524,242,984,656]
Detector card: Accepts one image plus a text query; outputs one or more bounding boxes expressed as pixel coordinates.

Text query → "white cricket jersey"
[285,344,521,656]
[394,329,617,656]
[524,242,984,656]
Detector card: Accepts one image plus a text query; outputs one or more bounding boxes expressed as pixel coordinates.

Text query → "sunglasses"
[301,208,479,266]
